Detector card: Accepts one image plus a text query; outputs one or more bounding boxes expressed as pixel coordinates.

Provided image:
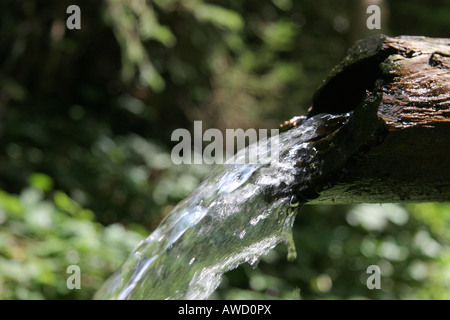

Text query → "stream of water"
[94,113,350,300]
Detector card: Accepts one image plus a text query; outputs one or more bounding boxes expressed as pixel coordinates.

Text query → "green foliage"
[0,174,145,299]
[214,203,450,300]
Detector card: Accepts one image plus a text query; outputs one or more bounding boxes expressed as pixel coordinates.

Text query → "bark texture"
[295,35,450,204]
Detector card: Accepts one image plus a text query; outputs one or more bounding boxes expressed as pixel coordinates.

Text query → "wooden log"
[293,35,450,204]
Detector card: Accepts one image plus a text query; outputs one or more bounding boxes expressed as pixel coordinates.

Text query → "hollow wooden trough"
[290,34,450,204]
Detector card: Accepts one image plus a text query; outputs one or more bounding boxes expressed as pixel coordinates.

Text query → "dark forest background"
[0,0,448,299]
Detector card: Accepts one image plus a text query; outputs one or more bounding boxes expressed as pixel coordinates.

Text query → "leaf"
[194,4,244,32]
[28,173,54,192]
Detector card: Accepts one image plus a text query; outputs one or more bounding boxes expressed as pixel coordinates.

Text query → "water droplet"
[251,260,261,269]
[248,255,261,269]
[287,231,297,262]
[289,195,300,207]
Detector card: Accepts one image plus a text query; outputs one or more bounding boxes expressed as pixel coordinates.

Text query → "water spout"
[95,113,351,300]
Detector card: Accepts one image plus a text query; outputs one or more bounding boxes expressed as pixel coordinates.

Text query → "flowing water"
[94,113,351,300]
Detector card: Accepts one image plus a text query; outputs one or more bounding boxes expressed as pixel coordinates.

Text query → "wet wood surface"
[295,35,450,204]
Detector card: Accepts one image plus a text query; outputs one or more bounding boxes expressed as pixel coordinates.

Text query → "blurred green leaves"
[261,19,298,51]
[28,173,54,192]
[0,174,145,299]
[408,203,450,241]
[104,0,173,91]
[103,0,244,92]
[192,3,244,32]
[214,203,450,300]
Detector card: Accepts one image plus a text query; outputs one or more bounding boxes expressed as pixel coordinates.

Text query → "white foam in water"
[94,113,349,300]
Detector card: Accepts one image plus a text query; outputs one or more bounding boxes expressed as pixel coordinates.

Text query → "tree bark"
[295,34,450,204]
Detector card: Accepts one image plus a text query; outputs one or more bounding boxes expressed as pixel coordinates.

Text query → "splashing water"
[94,113,350,300]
